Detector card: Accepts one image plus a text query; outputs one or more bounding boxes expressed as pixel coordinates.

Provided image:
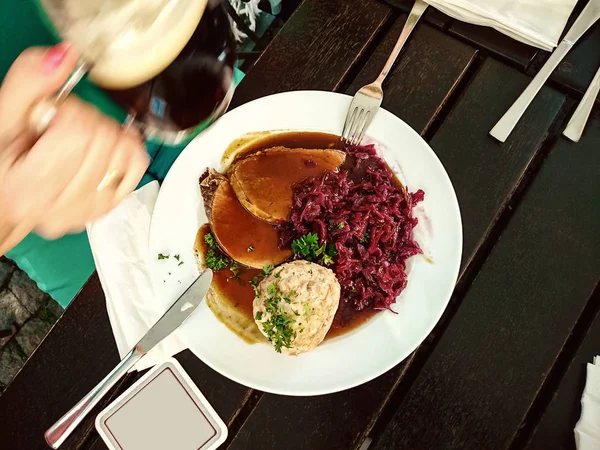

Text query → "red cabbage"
[277,144,424,312]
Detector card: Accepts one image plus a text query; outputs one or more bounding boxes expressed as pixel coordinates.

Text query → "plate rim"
[149,90,463,396]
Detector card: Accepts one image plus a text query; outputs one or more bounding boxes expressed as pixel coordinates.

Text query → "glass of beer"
[34,0,237,145]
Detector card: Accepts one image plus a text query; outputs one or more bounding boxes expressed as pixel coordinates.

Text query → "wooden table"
[1,1,598,448]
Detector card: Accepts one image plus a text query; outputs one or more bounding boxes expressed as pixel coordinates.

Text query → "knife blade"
[490,0,600,142]
[44,269,213,449]
[136,269,213,353]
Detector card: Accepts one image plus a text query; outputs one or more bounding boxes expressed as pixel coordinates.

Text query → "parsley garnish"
[203,232,231,272]
[229,263,241,279]
[260,282,296,353]
[178,261,184,266]
[262,312,295,353]
[291,233,319,259]
[337,222,345,229]
[250,265,277,297]
[204,233,215,247]
[250,270,297,353]
[205,249,229,271]
[291,233,337,266]
[174,254,181,261]
[322,253,334,266]
[158,253,169,260]
[303,302,312,321]
[363,232,370,244]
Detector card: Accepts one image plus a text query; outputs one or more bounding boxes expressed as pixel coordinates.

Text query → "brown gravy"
[222,131,342,165]
[200,131,383,340]
[197,224,261,319]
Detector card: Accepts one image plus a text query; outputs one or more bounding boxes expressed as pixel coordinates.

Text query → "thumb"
[0,44,79,139]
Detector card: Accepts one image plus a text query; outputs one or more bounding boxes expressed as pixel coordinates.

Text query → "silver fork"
[341,0,429,146]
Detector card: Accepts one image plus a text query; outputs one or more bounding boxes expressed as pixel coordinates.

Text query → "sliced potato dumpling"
[200,169,292,269]
[228,146,346,223]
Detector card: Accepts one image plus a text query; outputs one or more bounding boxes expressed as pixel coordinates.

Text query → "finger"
[0,44,79,139]
[38,113,121,233]
[89,131,149,219]
[113,132,149,203]
[2,98,95,227]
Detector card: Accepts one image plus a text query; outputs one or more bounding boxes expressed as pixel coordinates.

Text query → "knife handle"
[490,40,572,142]
[44,347,143,448]
[563,66,600,142]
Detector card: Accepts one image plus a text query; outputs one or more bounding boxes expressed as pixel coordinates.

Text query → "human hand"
[0,43,150,254]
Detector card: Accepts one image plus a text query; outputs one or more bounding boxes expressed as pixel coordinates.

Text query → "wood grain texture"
[175,350,251,425]
[230,0,392,107]
[550,25,600,95]
[84,350,253,450]
[347,20,477,135]
[430,58,565,270]
[449,22,539,69]
[380,0,451,29]
[525,303,599,450]
[0,282,251,450]
[371,111,600,450]
[522,115,600,450]
[226,366,411,450]
[223,23,477,450]
[0,276,121,450]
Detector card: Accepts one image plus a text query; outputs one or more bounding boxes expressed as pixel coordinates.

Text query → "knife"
[490,0,600,142]
[563,64,600,142]
[44,269,213,449]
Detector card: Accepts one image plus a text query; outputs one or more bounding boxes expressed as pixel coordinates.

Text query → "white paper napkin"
[87,182,186,372]
[574,355,600,450]
[425,0,578,51]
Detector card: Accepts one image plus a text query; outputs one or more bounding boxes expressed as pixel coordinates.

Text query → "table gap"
[446,33,535,75]
[221,390,262,449]
[421,51,483,140]
[336,11,402,94]
[510,282,600,450]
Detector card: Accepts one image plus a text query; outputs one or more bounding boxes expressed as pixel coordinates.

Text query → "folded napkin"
[574,355,600,450]
[87,182,186,372]
[425,0,578,50]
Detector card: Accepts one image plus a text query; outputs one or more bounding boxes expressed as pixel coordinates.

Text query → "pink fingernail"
[42,43,71,73]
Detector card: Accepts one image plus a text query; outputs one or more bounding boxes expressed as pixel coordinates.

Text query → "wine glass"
[33,0,237,145]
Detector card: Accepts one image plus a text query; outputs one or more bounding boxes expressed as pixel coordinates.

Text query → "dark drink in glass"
[37,0,237,145]
[106,0,237,144]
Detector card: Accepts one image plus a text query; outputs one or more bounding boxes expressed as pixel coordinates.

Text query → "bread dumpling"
[253,261,340,355]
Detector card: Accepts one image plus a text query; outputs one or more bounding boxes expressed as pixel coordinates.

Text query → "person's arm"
[0,44,149,255]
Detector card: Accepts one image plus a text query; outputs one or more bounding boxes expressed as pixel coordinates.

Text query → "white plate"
[149,91,462,396]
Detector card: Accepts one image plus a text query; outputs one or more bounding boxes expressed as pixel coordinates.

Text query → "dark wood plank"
[522,116,600,450]
[449,22,539,70]
[371,116,600,450]
[433,58,565,270]
[230,0,393,107]
[0,276,121,450]
[523,0,600,95]
[223,37,568,450]
[526,301,599,450]
[347,20,477,135]
[83,350,253,450]
[0,275,251,450]
[550,24,600,95]
[380,0,451,29]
